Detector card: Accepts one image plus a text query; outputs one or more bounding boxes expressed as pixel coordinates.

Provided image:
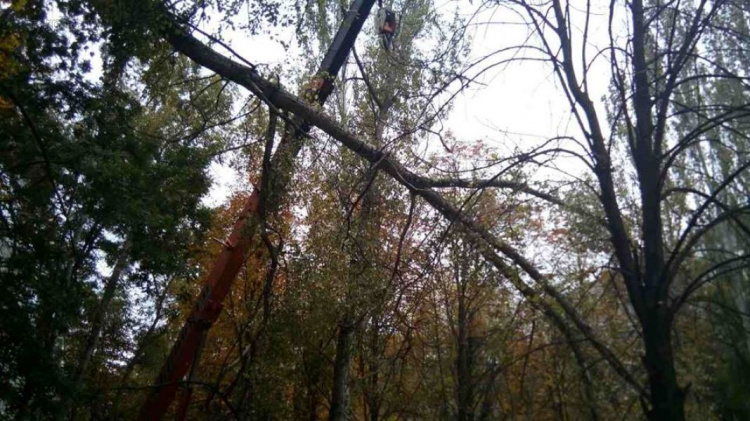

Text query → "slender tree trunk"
[329,97,389,421]
[65,245,129,419]
[366,322,381,421]
[329,320,355,421]
[455,284,474,421]
[72,243,129,386]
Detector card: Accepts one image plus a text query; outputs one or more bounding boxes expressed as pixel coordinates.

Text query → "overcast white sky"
[200,0,618,207]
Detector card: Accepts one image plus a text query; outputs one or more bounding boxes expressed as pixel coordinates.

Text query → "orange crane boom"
[138,0,377,418]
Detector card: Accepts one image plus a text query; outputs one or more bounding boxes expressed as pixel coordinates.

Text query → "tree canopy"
[1,0,749,420]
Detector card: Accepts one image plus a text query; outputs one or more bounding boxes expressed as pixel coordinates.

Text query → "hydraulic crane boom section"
[138,1,377,419]
[315,0,376,100]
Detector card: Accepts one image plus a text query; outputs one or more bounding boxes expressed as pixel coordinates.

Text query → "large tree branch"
[162,21,644,396]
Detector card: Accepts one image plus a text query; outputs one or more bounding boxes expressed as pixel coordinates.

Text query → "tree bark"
[455,270,475,421]
[548,0,686,416]
[329,321,355,421]
[642,311,685,421]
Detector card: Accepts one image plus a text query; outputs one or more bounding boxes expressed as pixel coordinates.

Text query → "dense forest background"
[1,0,749,419]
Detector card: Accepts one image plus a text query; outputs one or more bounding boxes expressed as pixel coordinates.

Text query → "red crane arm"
[138,191,260,419]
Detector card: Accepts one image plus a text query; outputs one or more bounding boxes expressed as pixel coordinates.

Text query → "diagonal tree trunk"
[72,242,130,386]
[454,264,475,421]
[329,319,356,421]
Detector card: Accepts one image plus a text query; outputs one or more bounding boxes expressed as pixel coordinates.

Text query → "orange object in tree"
[377,8,398,34]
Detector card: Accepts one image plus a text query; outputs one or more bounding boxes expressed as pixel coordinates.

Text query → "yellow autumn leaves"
[0,0,30,109]
[0,1,27,110]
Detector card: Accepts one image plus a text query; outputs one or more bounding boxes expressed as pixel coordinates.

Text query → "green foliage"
[665,4,750,417]
[0,1,238,417]
[2,0,749,420]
